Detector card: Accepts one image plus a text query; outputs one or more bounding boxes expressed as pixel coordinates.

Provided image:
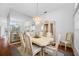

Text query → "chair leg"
[65,43,66,51]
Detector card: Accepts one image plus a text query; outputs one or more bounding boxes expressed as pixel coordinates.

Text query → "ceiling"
[0,3,75,18]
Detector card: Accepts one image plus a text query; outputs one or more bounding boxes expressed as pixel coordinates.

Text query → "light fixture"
[33,3,41,25]
[33,16,41,25]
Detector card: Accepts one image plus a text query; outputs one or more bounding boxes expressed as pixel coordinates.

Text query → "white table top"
[32,36,54,46]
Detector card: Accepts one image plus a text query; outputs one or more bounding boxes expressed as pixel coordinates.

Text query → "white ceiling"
[0,3,75,18]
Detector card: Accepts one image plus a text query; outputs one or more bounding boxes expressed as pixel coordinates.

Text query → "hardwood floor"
[0,38,74,56]
[58,45,74,56]
[58,41,74,56]
[0,38,12,56]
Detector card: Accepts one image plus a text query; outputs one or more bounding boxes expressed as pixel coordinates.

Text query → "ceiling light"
[33,3,41,25]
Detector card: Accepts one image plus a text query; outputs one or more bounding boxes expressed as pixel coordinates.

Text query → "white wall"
[74,9,79,55]
[41,6,74,41]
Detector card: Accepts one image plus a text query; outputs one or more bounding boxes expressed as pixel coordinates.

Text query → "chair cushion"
[44,47,57,56]
[45,45,57,51]
[17,46,28,55]
[32,45,41,55]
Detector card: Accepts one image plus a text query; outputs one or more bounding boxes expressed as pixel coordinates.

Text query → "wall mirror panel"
[43,20,56,39]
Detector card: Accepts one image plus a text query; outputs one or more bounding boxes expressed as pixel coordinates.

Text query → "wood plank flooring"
[0,38,74,56]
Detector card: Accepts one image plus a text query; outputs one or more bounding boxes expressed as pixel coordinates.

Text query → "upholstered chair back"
[19,33,25,48]
[66,32,73,42]
[23,32,33,55]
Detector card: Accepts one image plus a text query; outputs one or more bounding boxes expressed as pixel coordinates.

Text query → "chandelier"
[33,3,41,25]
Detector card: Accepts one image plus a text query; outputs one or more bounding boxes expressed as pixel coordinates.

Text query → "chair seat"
[17,44,41,56]
[62,41,72,47]
[44,47,57,56]
[32,44,41,56]
[17,46,28,55]
[45,45,57,51]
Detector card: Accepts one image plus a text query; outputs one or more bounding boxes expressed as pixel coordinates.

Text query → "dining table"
[32,36,54,56]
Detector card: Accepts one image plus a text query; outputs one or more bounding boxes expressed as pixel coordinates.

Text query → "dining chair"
[63,32,73,51]
[17,32,27,55]
[44,34,61,56]
[17,32,41,56]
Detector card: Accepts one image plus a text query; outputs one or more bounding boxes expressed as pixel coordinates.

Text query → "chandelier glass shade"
[33,16,41,25]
